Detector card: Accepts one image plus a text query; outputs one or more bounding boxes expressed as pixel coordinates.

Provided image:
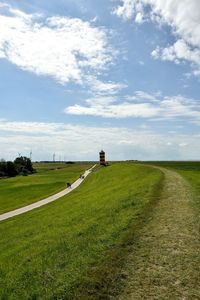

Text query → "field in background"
[0,162,92,214]
[143,161,200,171]
[0,163,163,299]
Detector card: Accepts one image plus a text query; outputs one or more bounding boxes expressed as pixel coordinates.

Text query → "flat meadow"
[0,163,163,299]
[0,162,92,214]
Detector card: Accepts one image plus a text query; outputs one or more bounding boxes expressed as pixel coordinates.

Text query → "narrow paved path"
[0,165,96,222]
[118,167,200,299]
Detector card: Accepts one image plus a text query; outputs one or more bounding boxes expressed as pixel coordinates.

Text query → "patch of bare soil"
[118,168,200,300]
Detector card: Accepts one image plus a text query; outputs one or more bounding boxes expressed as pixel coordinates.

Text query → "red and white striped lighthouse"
[99,150,106,165]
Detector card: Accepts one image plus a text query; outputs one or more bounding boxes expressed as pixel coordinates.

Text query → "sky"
[0,0,199,161]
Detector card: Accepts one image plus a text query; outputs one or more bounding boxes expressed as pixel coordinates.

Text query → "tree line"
[0,156,35,178]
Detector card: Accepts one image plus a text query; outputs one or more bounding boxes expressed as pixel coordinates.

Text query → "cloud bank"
[114,0,200,75]
[0,3,114,85]
[0,120,199,161]
[65,92,200,123]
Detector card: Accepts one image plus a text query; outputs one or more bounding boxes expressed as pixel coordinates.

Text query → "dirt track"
[118,167,200,299]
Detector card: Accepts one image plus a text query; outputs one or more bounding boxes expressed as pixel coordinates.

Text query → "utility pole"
[30,150,32,161]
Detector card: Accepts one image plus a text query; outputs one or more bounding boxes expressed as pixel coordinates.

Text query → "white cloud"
[129,90,160,102]
[65,91,200,122]
[113,0,135,20]
[86,76,127,95]
[152,40,200,69]
[0,120,199,161]
[0,4,113,85]
[135,12,144,23]
[160,96,200,119]
[113,0,145,22]
[139,60,145,65]
[65,95,160,118]
[114,0,200,75]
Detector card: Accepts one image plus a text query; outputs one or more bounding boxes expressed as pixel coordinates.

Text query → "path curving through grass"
[118,167,200,299]
[0,163,163,299]
[0,165,96,221]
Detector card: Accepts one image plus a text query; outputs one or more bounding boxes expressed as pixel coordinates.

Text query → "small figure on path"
[67,182,71,188]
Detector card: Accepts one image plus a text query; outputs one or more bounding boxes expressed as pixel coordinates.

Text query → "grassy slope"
[116,164,200,299]
[0,163,91,214]
[143,161,200,213]
[0,163,163,299]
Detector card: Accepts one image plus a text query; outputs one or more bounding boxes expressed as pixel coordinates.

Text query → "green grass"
[142,162,200,199]
[142,160,200,171]
[0,163,92,214]
[142,161,200,220]
[0,163,163,299]
[114,163,200,299]
[138,162,200,197]
[180,170,200,217]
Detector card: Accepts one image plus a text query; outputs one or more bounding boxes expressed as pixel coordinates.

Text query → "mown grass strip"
[0,163,163,299]
[142,161,200,216]
[137,162,200,212]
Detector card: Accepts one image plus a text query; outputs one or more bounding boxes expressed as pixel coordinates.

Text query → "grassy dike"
[0,163,92,214]
[0,163,163,299]
[143,161,200,213]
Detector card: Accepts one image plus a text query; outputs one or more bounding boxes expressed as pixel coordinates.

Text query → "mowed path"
[118,167,200,300]
[0,165,96,222]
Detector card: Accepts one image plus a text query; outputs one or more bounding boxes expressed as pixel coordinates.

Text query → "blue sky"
[0,0,199,161]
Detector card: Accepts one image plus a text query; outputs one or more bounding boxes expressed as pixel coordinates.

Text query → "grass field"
[0,163,92,214]
[116,162,200,299]
[143,160,200,171]
[145,161,200,216]
[0,163,163,299]
[180,168,200,207]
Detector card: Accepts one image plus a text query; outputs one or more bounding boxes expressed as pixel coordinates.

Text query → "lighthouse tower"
[99,150,106,165]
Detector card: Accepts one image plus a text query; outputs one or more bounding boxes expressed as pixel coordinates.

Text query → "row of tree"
[0,156,35,178]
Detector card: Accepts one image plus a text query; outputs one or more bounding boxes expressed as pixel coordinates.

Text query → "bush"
[0,171,5,177]
[14,156,34,174]
[6,161,18,177]
[0,156,35,178]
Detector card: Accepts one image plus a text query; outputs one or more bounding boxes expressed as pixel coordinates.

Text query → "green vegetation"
[143,160,200,171]
[0,163,163,299]
[0,156,34,178]
[33,162,75,172]
[0,163,92,214]
[147,161,200,217]
[116,164,200,299]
